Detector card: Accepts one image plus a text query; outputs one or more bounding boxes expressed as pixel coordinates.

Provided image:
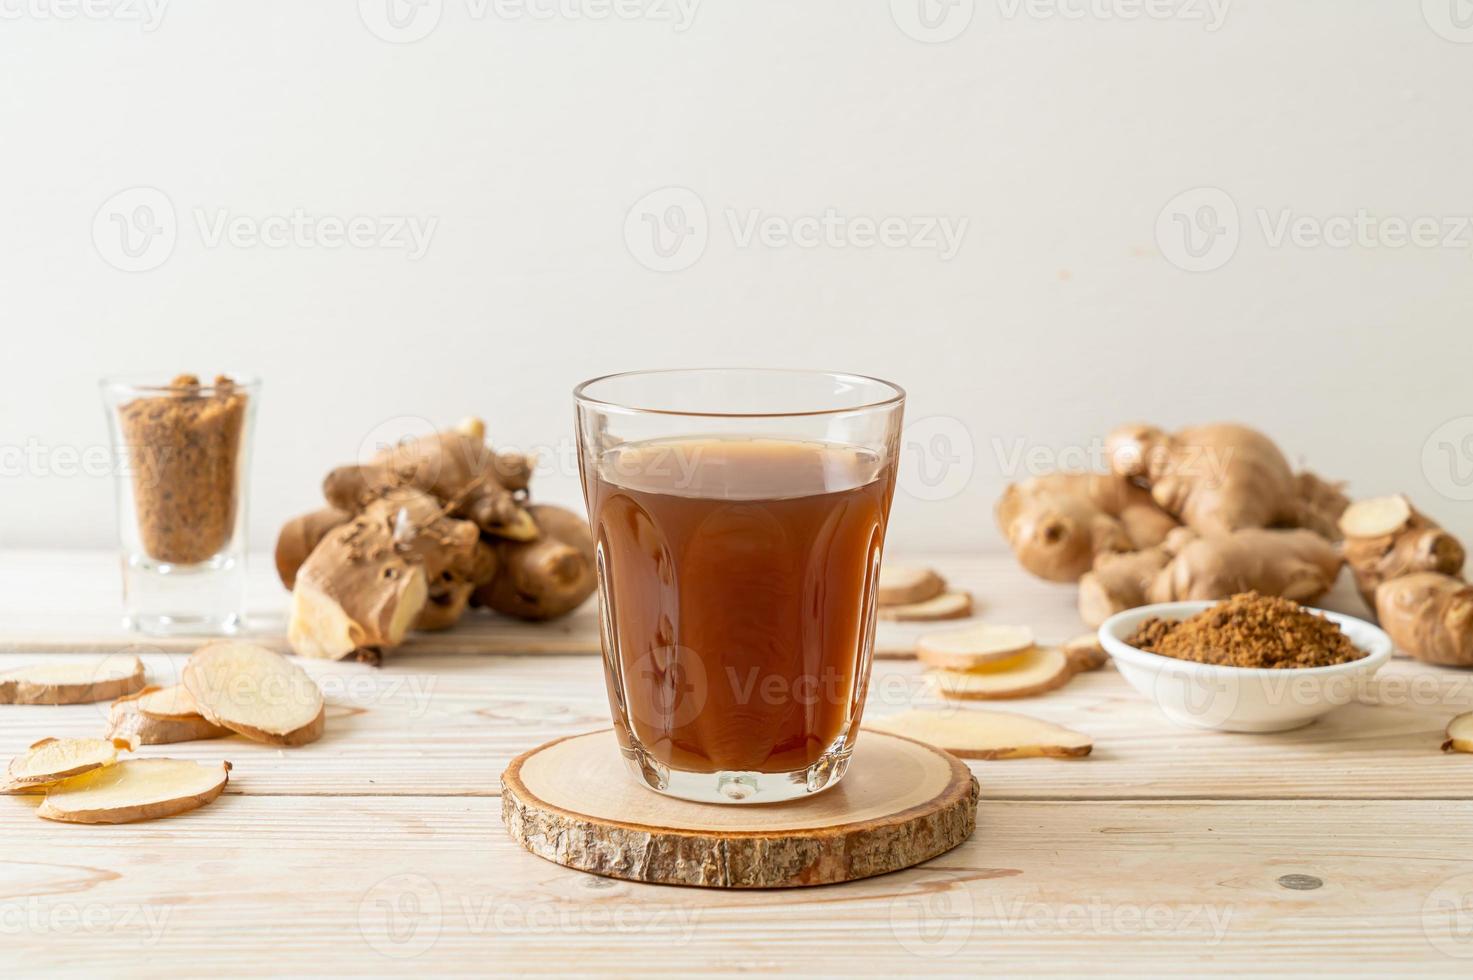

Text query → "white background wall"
[3,0,1471,555]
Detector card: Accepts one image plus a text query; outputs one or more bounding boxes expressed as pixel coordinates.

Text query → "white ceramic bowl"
[1098,601,1393,732]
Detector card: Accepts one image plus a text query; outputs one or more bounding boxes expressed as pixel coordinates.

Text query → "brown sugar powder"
[119,374,247,564]
[1126,592,1362,669]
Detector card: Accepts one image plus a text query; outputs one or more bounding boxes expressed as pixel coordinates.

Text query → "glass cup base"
[121,550,246,637]
[620,739,854,804]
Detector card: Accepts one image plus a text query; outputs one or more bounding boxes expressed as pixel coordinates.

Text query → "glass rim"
[573,368,905,420]
[100,373,262,395]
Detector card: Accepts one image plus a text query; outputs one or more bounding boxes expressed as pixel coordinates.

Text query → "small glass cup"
[100,373,259,635]
[575,369,905,803]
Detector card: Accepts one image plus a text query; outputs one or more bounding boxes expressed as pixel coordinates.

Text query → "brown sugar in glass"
[118,374,248,564]
[102,374,259,634]
[575,370,904,804]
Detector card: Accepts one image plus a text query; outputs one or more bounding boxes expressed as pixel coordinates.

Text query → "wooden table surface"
[2,549,1472,975]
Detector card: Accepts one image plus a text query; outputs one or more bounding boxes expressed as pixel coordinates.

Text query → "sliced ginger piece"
[137,684,206,721]
[1443,712,1473,754]
[108,687,231,745]
[878,565,946,607]
[37,759,230,824]
[868,708,1092,759]
[1338,494,1414,537]
[4,736,135,793]
[1062,633,1109,673]
[929,647,1073,700]
[183,642,325,747]
[0,655,145,705]
[878,592,973,622]
[916,624,1034,670]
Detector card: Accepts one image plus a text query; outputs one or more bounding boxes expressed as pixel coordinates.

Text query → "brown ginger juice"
[587,437,896,774]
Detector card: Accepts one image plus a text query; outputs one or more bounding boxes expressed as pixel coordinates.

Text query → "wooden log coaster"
[501,729,979,888]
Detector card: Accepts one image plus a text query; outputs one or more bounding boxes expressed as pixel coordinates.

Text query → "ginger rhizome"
[1375,572,1473,668]
[1104,422,1347,538]
[278,418,595,661]
[994,420,1471,669]
[1339,495,1466,607]
[1336,495,1470,666]
[996,472,1178,583]
[999,422,1350,627]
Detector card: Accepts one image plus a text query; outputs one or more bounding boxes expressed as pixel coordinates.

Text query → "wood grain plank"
[6,548,1362,657]
[0,795,1468,974]
[1,651,1470,801]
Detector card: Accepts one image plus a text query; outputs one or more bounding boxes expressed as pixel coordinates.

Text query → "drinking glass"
[101,373,259,634]
[575,369,904,803]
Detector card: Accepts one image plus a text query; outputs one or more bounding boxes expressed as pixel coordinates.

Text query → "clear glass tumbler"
[100,373,259,634]
[575,369,905,803]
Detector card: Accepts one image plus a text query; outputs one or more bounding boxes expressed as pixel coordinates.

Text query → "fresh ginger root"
[275,508,349,590]
[1106,422,1346,537]
[995,472,1179,582]
[1148,527,1342,605]
[280,419,595,660]
[1375,572,1473,667]
[473,504,596,621]
[1077,527,1341,627]
[1339,495,1466,607]
[1077,536,1181,628]
[322,417,536,541]
[289,488,479,660]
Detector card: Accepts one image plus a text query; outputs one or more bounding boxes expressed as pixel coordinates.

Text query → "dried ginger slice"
[916,624,1035,670]
[137,684,207,721]
[108,687,232,745]
[183,642,325,746]
[929,647,1074,700]
[37,759,230,824]
[1062,633,1109,672]
[878,565,946,606]
[878,592,974,622]
[868,709,1092,759]
[4,736,135,793]
[0,655,146,705]
[1443,712,1473,754]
